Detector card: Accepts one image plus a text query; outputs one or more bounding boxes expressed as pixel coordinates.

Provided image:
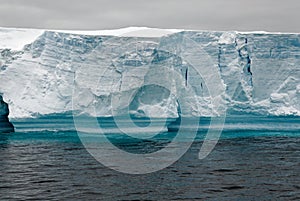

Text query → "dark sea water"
[1,117,300,200]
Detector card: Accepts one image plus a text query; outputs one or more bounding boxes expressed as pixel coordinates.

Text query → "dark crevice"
[247,57,252,75]
[185,68,188,87]
[235,37,253,87]
[217,46,221,69]
[119,73,123,91]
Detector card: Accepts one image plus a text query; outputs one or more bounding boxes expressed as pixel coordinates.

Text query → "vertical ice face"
[248,34,300,115]
[249,34,300,100]
[0,95,14,132]
[0,27,299,118]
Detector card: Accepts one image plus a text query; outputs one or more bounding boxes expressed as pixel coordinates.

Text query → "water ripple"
[0,131,299,200]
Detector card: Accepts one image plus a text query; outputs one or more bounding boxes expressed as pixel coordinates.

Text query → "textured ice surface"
[0,27,299,118]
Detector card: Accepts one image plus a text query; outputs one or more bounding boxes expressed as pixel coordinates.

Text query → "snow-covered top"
[1,26,299,51]
[0,27,182,51]
[56,27,183,37]
[0,28,44,50]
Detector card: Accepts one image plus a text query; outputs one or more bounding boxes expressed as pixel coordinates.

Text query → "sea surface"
[0,116,300,200]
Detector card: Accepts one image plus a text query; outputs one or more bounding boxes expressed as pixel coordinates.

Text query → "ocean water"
[0,116,300,200]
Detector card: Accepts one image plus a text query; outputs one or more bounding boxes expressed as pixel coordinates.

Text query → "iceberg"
[0,95,14,132]
[0,27,299,119]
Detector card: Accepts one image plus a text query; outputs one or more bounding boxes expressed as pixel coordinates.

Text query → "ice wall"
[0,28,299,118]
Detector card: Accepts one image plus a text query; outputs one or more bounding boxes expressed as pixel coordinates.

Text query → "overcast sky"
[0,0,299,32]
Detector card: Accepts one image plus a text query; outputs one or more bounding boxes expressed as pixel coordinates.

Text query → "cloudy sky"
[0,0,299,32]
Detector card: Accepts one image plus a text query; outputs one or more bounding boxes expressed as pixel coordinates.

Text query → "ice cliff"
[0,27,299,118]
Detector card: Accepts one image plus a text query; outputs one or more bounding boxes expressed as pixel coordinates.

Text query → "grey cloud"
[0,0,299,32]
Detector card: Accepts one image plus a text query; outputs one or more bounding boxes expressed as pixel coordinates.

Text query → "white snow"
[0,28,44,50]
[218,32,236,44]
[55,27,182,37]
[0,27,181,51]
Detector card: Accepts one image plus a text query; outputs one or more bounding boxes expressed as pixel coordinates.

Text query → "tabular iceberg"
[0,27,299,119]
